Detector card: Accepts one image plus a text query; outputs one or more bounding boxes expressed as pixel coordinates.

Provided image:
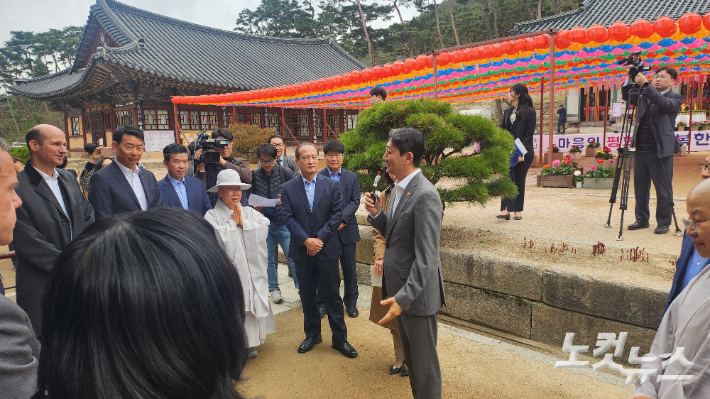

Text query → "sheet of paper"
[248,194,279,207]
[370,265,382,287]
[514,138,528,156]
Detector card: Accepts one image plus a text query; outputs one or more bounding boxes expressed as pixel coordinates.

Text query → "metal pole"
[539,77,545,164]
[433,54,438,100]
[547,32,557,167]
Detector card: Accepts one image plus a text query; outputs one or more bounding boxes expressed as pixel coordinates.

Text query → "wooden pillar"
[539,77,545,165]
[281,107,285,139]
[585,87,590,122]
[63,112,71,151]
[173,103,180,144]
[689,77,695,154]
[547,32,557,168]
[433,54,438,100]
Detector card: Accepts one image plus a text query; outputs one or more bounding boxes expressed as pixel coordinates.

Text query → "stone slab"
[441,249,543,301]
[542,270,666,329]
[441,282,533,339]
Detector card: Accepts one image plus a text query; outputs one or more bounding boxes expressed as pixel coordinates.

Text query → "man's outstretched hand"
[378,297,403,325]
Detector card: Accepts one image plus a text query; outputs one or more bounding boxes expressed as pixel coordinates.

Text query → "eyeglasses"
[700,163,710,173]
[325,153,343,159]
[271,143,285,148]
[653,74,672,80]
[259,159,275,165]
[683,218,710,229]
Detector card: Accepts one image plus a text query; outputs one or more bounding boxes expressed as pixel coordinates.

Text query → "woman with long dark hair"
[498,83,536,220]
[34,208,248,399]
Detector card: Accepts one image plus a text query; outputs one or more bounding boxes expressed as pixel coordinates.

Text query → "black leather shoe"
[628,220,650,230]
[297,335,322,353]
[496,214,510,220]
[389,361,405,375]
[319,307,326,319]
[346,306,359,318]
[401,365,409,377]
[655,225,670,234]
[332,341,358,358]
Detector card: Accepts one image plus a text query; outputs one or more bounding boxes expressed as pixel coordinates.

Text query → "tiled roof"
[11,0,365,99]
[510,0,710,35]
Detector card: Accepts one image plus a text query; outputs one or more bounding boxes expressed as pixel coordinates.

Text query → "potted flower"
[538,156,578,188]
[594,146,614,161]
[586,140,601,157]
[677,121,687,131]
[692,121,701,131]
[583,159,617,190]
[569,145,583,160]
[574,170,583,188]
[543,145,566,163]
[702,121,710,131]
[675,138,687,157]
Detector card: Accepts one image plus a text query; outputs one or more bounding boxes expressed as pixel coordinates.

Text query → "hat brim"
[207,183,251,193]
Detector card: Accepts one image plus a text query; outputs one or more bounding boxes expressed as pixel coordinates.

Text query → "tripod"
[605,84,682,240]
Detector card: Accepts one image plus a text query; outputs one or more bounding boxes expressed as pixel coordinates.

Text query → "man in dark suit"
[88,125,162,220]
[0,142,41,399]
[13,124,95,337]
[623,66,683,234]
[366,128,446,399]
[158,143,211,216]
[281,142,357,358]
[317,139,361,318]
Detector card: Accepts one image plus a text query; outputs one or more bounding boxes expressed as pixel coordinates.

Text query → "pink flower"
[552,160,561,167]
[590,165,597,170]
[473,142,481,153]
[608,160,614,165]
[565,160,572,165]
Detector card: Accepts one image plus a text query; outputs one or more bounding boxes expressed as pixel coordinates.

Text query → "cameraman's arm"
[643,85,683,113]
[221,158,252,184]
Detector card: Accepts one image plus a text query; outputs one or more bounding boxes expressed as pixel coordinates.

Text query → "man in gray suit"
[0,142,40,399]
[365,128,446,399]
[14,124,95,337]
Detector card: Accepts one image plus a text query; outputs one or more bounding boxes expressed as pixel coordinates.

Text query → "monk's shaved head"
[687,179,710,258]
[689,179,710,202]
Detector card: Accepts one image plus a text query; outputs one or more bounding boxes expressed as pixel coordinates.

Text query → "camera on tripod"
[194,131,229,164]
[618,52,652,83]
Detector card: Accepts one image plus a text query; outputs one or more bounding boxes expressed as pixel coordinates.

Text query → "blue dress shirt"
[167,174,189,210]
[680,249,710,290]
[302,173,317,211]
[328,167,342,182]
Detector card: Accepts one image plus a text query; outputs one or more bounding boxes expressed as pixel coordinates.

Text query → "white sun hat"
[207,169,252,192]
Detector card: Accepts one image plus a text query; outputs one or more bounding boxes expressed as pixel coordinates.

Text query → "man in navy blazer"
[158,143,211,215]
[281,142,358,358]
[317,139,361,318]
[89,126,162,220]
[666,154,710,310]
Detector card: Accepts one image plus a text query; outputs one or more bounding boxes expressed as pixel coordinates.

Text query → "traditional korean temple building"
[10,0,364,153]
[510,0,710,124]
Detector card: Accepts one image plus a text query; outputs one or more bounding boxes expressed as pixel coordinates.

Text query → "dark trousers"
[634,152,674,226]
[295,256,347,344]
[557,120,566,134]
[317,239,359,309]
[397,313,441,399]
[501,155,534,212]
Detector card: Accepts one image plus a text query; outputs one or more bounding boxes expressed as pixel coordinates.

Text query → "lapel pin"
[407,192,411,196]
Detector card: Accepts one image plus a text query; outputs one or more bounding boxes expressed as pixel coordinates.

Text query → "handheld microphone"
[371,172,381,207]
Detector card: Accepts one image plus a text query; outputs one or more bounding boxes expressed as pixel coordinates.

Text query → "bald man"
[635,179,710,399]
[13,124,94,337]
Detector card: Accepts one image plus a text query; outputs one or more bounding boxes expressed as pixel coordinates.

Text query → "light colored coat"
[205,200,275,347]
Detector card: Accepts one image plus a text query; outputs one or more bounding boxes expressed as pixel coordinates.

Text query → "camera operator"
[622,66,683,234]
[194,128,252,207]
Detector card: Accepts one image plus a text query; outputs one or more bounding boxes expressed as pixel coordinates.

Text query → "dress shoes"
[332,341,358,358]
[389,361,405,375]
[496,214,510,220]
[655,225,670,234]
[401,365,409,377]
[346,306,359,318]
[297,335,322,353]
[319,307,326,319]
[628,220,650,230]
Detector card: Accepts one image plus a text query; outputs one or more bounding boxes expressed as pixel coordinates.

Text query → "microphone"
[371,172,381,207]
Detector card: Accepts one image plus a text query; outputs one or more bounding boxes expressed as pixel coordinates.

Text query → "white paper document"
[370,265,382,287]
[514,138,528,156]
[248,194,279,207]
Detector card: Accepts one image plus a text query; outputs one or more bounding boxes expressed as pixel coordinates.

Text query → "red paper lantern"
[461,49,473,62]
[383,63,394,77]
[317,79,326,91]
[392,61,404,75]
[294,84,303,95]
[351,70,362,84]
[653,16,677,37]
[360,69,371,82]
[587,24,608,43]
[470,47,482,60]
[426,55,434,68]
[481,44,493,58]
[324,77,334,90]
[555,30,570,49]
[679,13,702,35]
[630,19,653,38]
[491,43,501,57]
[438,52,451,66]
[499,40,512,54]
[524,37,536,51]
[334,75,343,86]
[415,54,428,70]
[703,12,710,30]
[404,58,416,72]
[569,26,589,44]
[371,66,382,80]
[342,73,352,85]
[513,39,526,53]
[609,21,631,41]
[451,50,463,63]
[534,34,550,49]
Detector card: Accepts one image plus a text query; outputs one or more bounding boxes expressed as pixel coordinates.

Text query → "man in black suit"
[623,66,684,234]
[88,126,162,220]
[13,124,95,337]
[158,143,211,216]
[0,142,41,399]
[317,139,361,318]
[281,142,357,358]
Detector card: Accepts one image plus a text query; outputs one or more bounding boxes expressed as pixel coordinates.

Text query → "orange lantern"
[334,75,343,86]
[383,63,394,77]
[587,24,608,43]
[461,49,473,62]
[438,52,451,66]
[569,26,589,43]
[351,70,362,83]
[524,37,536,51]
[499,40,512,54]
[470,47,482,60]
[534,34,550,49]
[392,61,404,75]
[491,43,501,57]
[481,44,493,58]
[609,21,631,41]
[317,79,326,91]
[679,13,702,35]
[555,30,570,49]
[451,50,463,63]
[415,54,428,70]
[653,16,677,37]
[513,39,526,53]
[342,73,352,85]
[371,66,382,80]
[630,19,653,38]
[703,11,710,30]
[360,69,371,82]
[324,77,333,90]
[426,55,434,68]
[404,58,416,72]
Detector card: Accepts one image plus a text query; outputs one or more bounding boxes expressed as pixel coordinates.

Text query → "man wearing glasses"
[261,134,299,178]
[246,143,298,304]
[622,67,683,234]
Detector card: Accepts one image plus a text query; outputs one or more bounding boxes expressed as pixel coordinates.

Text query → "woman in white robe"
[204,169,275,359]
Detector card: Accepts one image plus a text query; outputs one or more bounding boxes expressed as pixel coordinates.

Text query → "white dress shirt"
[33,166,72,235]
[391,168,421,213]
[116,161,149,210]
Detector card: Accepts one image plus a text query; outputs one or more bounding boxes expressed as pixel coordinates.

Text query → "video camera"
[194,130,229,164]
[618,52,652,83]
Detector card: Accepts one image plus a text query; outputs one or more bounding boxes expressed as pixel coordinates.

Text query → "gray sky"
[1,0,415,44]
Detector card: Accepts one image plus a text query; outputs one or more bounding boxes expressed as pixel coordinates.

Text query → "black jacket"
[500,106,536,156]
[318,168,361,245]
[622,84,683,159]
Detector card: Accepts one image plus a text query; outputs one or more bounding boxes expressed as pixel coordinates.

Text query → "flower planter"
[575,181,583,188]
[570,152,582,160]
[542,152,566,164]
[537,175,574,188]
[583,178,615,190]
[702,126,710,131]
[585,147,599,157]
[677,126,686,131]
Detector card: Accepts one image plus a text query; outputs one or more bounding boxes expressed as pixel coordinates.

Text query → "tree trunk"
[490,0,499,38]
[18,96,35,123]
[4,89,20,136]
[301,0,320,37]
[537,0,542,19]
[432,0,444,48]
[448,0,460,46]
[0,100,11,136]
[41,101,53,121]
[523,0,535,19]
[555,0,561,14]
[392,0,418,57]
[482,0,493,40]
[351,0,381,67]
